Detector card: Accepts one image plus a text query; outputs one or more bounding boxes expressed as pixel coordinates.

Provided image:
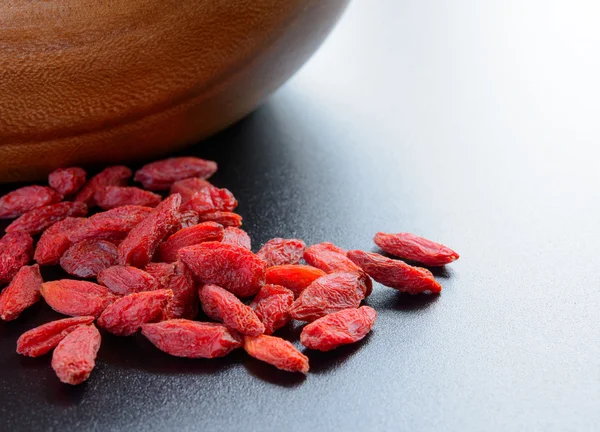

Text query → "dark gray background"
[1,1,599,431]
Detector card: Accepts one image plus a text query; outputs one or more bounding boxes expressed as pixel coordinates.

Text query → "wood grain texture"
[0,0,349,182]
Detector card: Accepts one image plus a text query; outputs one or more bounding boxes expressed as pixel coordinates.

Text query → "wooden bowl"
[0,0,350,182]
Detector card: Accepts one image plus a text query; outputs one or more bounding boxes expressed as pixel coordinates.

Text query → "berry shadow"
[244,358,306,387]
[303,333,372,374]
[364,289,440,312]
[44,380,88,407]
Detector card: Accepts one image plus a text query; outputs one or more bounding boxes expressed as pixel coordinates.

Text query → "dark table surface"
[1,1,599,431]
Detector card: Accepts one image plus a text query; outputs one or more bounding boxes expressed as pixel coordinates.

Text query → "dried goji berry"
[162,261,197,320]
[221,227,251,250]
[199,284,265,336]
[243,334,309,374]
[289,272,366,322]
[48,167,87,197]
[374,232,459,266]
[118,194,181,268]
[51,324,101,385]
[60,240,119,278]
[0,232,34,285]
[265,265,326,297]
[16,316,95,357]
[256,238,306,267]
[97,265,160,295]
[170,177,212,204]
[41,280,119,317]
[179,242,266,297]
[75,166,132,207]
[0,186,63,219]
[346,250,442,294]
[98,289,173,336]
[249,284,294,335]
[34,217,86,265]
[134,157,217,190]
[157,222,224,263]
[174,210,200,230]
[0,264,43,321]
[6,201,88,235]
[300,306,377,351]
[141,319,242,358]
[197,211,242,227]
[94,186,162,210]
[304,242,372,296]
[69,205,153,244]
[180,186,237,215]
[144,262,176,288]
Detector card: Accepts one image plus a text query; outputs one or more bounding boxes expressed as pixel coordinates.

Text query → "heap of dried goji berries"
[0,157,459,384]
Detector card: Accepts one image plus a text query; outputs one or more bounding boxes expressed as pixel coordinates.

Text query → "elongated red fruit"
[0,264,43,321]
[69,205,153,244]
[16,316,95,357]
[250,284,294,335]
[41,280,119,317]
[51,324,101,385]
[95,186,162,210]
[141,319,242,358]
[0,186,62,219]
[6,202,87,235]
[97,265,159,295]
[170,177,212,204]
[49,167,87,197]
[221,227,251,250]
[180,186,237,215]
[243,334,309,374]
[157,222,224,263]
[256,238,306,267]
[134,157,217,190]
[162,261,197,320]
[300,306,377,351]
[346,250,442,294]
[179,242,266,297]
[60,240,118,278]
[0,232,34,285]
[35,217,86,265]
[374,232,459,266]
[75,165,132,207]
[265,265,326,297]
[98,289,173,336]
[199,284,265,336]
[197,212,242,227]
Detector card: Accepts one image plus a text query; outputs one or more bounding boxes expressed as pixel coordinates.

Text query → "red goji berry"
[180,185,237,215]
[174,210,200,230]
[300,306,377,351]
[48,167,87,197]
[41,280,119,317]
[289,272,366,322]
[196,211,242,227]
[157,222,224,263]
[0,264,43,321]
[16,316,95,357]
[170,177,212,204]
[374,232,459,266]
[221,227,251,250]
[346,250,442,294]
[60,240,119,278]
[118,194,181,268]
[0,186,63,219]
[243,334,309,374]
[144,262,176,288]
[97,265,160,295]
[98,289,173,336]
[51,324,101,385]
[0,232,34,285]
[179,242,266,297]
[94,186,162,210]
[162,261,197,320]
[69,205,153,244]
[265,265,327,297]
[256,238,306,267]
[75,166,132,207]
[250,284,294,335]
[199,284,265,336]
[34,217,86,266]
[135,157,218,190]
[6,201,87,235]
[141,319,242,358]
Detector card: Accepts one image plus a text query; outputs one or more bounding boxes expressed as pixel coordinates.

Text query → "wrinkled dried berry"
[48,167,87,197]
[60,240,119,278]
[97,265,160,295]
[118,194,181,268]
[174,210,200,230]
[289,272,366,322]
[170,177,212,204]
[98,289,173,336]
[69,205,153,244]
[95,186,162,210]
[256,238,306,267]
[300,306,377,351]
[52,324,101,385]
[347,250,442,294]
[243,334,309,374]
[6,201,87,235]
[157,222,224,263]
[179,242,266,297]
[0,186,63,219]
[141,319,242,358]
[0,264,43,321]
[221,227,251,250]
[265,265,327,297]
[144,262,176,288]
[41,280,119,317]
[75,166,132,207]
[250,284,294,335]
[135,157,217,190]
[199,284,265,336]
[34,217,86,266]
[0,232,34,285]
[374,232,459,266]
[17,316,95,357]
[197,212,242,227]
[163,261,197,320]
[181,186,237,215]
